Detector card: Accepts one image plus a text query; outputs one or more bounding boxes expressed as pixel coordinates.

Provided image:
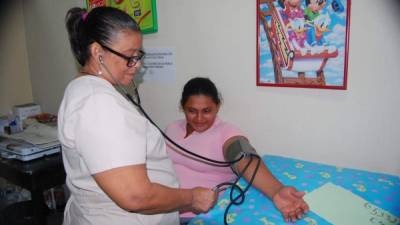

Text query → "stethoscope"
[99,60,261,225]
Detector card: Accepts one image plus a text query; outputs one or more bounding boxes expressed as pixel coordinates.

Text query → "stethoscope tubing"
[100,62,260,225]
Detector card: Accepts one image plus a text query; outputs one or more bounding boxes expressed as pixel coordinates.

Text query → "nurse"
[59,7,216,225]
[166,77,309,223]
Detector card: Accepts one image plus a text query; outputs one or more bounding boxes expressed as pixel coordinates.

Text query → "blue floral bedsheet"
[189,155,400,225]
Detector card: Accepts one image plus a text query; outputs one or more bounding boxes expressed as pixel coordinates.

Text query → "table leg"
[31,189,47,225]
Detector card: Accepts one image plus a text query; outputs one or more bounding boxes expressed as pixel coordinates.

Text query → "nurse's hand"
[190,187,217,214]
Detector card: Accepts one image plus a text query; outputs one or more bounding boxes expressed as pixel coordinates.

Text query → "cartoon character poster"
[86,0,158,34]
[257,0,351,89]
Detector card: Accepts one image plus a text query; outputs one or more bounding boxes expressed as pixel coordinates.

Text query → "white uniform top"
[58,76,179,225]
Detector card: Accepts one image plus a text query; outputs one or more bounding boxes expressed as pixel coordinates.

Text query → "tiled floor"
[0,211,63,225]
[0,201,64,225]
[47,211,63,225]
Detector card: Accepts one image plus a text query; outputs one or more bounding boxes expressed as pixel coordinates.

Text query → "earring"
[98,69,103,76]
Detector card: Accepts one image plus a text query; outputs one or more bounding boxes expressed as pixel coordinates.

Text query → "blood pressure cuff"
[224,137,258,174]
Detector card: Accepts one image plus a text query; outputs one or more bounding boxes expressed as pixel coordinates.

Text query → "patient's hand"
[272,186,309,222]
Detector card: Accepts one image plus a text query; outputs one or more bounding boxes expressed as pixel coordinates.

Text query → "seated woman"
[166,77,309,223]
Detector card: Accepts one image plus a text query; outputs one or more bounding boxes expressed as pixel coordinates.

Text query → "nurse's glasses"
[101,44,145,67]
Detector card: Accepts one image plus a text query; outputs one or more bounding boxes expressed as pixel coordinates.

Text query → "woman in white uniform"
[59,7,216,225]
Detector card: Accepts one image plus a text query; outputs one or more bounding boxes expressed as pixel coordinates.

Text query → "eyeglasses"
[101,44,145,67]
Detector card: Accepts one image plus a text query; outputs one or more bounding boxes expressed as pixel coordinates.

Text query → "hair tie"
[82,12,88,21]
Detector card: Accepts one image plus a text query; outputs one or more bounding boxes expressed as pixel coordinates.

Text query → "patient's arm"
[223,136,309,222]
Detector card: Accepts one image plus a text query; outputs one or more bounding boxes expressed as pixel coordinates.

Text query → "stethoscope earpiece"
[99,55,104,64]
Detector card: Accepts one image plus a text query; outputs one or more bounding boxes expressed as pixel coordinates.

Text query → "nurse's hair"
[180,77,222,107]
[65,7,141,66]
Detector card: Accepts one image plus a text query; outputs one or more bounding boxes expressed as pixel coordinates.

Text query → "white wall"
[140,0,400,176]
[20,0,399,175]
[22,0,84,113]
[0,1,33,115]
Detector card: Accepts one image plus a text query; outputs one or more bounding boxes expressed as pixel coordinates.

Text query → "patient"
[166,77,309,223]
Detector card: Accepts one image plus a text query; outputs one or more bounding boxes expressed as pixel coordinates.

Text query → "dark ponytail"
[65,7,141,66]
[65,8,88,66]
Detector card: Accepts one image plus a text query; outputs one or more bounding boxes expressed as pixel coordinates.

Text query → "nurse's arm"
[93,164,216,214]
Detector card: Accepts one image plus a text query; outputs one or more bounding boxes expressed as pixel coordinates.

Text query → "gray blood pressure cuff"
[224,137,258,174]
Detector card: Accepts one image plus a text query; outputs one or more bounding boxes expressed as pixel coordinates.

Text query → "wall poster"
[257,0,351,89]
[86,0,158,34]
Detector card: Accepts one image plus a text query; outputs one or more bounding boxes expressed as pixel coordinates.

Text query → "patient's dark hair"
[181,77,222,107]
[65,7,140,66]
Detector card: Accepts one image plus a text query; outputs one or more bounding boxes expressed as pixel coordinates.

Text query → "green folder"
[86,0,158,34]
